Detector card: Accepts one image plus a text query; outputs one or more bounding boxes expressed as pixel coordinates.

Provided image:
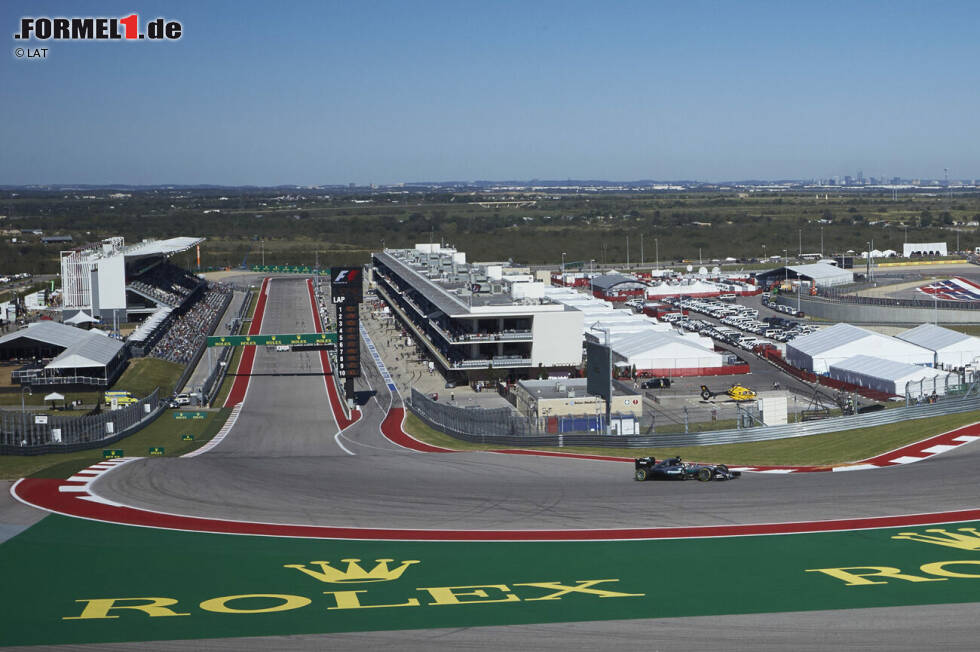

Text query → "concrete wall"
[775,295,980,325]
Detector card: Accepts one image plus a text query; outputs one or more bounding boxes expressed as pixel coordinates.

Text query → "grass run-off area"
[112,357,184,398]
[402,409,980,467]
[0,407,230,481]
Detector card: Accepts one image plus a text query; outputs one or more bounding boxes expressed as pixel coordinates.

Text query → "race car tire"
[634,468,649,481]
[696,467,713,482]
[700,390,712,400]
[717,464,729,474]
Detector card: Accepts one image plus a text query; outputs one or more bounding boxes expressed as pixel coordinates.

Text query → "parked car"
[641,377,671,389]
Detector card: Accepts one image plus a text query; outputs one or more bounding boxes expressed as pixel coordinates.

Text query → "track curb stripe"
[12,475,980,541]
[222,277,270,407]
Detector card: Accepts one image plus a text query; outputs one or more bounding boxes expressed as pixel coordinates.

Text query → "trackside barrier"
[408,388,980,448]
[0,389,162,455]
[203,289,253,406]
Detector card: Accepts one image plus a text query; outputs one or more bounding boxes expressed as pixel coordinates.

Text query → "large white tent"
[608,331,722,372]
[896,323,980,368]
[829,355,956,398]
[787,323,933,374]
[546,286,722,372]
[645,279,722,298]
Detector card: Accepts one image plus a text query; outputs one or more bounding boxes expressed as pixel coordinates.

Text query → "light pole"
[866,241,872,282]
[640,233,644,266]
[590,259,596,295]
[21,386,32,444]
[820,226,824,257]
[561,252,566,280]
[783,250,788,281]
[655,238,659,273]
[762,243,767,263]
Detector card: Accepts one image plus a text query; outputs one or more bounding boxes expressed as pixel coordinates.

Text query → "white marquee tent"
[608,331,722,372]
[787,323,933,374]
[896,323,980,368]
[828,355,956,398]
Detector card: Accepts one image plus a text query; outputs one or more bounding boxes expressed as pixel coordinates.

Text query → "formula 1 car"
[633,456,742,482]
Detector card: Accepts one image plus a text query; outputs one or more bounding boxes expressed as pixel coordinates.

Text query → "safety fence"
[814,284,980,311]
[201,288,252,405]
[203,289,253,406]
[408,387,980,449]
[0,388,162,455]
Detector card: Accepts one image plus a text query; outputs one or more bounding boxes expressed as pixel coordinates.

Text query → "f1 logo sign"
[334,269,359,284]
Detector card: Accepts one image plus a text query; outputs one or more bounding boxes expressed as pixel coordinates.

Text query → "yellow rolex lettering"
[324,590,420,610]
[514,580,644,601]
[419,584,520,605]
[805,566,946,586]
[63,597,189,620]
[199,594,311,614]
[920,560,980,579]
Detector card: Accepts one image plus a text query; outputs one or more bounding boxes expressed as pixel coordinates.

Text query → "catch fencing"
[408,386,980,449]
[0,388,162,455]
[201,289,253,406]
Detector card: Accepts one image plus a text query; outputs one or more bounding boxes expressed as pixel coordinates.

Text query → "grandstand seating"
[148,283,232,364]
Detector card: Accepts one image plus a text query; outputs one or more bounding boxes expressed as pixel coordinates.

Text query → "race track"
[94,277,980,531]
[9,276,980,650]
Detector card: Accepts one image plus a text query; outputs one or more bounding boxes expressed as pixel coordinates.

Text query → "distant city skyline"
[2,1,978,186]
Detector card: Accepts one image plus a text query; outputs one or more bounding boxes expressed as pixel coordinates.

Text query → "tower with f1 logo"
[330,266,364,398]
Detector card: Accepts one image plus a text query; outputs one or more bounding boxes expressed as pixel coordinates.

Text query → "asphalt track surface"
[25,277,980,649]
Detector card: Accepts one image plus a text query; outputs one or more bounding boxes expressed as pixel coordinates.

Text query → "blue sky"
[2,1,978,185]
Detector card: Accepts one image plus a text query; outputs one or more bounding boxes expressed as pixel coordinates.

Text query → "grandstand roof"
[123,237,204,259]
[128,307,172,343]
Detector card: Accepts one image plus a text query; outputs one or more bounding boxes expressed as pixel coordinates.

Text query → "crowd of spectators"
[128,263,202,309]
[149,283,232,364]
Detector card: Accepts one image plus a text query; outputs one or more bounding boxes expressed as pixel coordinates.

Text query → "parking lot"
[656,295,818,353]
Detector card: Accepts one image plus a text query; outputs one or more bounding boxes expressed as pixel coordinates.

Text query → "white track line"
[182,404,243,457]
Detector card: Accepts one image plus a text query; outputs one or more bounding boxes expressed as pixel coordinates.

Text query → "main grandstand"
[0,236,232,388]
[61,236,206,327]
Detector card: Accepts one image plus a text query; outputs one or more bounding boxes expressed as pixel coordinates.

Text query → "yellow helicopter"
[700,383,757,402]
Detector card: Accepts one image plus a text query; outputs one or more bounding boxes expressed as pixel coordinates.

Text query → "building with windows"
[372,244,584,381]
